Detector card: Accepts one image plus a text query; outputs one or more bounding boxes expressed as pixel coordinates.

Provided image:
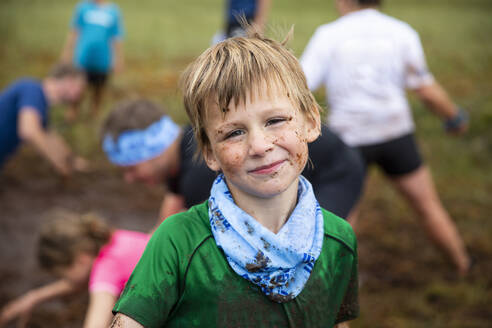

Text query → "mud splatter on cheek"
[295,130,308,143]
[217,144,244,171]
[295,151,308,169]
[273,135,286,145]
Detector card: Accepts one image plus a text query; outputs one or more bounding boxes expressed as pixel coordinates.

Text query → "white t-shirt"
[301,9,434,146]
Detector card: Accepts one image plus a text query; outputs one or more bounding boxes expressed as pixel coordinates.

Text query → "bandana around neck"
[208,174,324,303]
[102,115,180,166]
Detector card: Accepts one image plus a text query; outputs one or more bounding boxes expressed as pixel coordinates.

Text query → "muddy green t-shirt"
[113,202,358,327]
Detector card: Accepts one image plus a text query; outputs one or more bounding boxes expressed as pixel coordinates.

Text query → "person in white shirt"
[301,0,471,276]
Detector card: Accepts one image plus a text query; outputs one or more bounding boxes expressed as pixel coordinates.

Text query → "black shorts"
[86,71,108,89]
[357,133,423,177]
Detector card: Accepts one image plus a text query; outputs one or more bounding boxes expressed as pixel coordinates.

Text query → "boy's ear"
[305,109,321,143]
[203,144,221,172]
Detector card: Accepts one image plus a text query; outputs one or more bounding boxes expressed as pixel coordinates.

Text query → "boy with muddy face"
[101,98,365,229]
[110,33,359,328]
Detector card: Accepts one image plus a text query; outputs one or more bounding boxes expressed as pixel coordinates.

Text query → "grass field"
[1,0,491,327]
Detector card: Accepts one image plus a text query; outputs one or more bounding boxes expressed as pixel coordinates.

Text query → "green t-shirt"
[114,202,359,327]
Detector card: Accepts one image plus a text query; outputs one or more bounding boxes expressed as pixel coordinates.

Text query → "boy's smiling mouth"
[248,159,286,175]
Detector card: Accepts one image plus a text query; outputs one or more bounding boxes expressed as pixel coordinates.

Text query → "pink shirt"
[89,229,150,296]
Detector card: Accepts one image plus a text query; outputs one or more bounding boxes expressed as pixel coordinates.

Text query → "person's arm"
[151,193,185,233]
[18,109,88,176]
[61,30,79,64]
[109,313,144,328]
[0,279,79,327]
[413,82,468,134]
[111,6,124,74]
[159,192,185,222]
[252,0,272,33]
[83,291,117,328]
[112,39,124,74]
[404,28,468,135]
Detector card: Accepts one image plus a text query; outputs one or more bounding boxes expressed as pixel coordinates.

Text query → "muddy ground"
[0,147,491,328]
[0,149,162,327]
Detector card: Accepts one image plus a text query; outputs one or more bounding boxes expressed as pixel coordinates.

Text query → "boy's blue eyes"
[223,117,287,140]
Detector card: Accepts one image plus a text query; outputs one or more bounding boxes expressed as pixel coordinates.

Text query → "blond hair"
[180,31,321,157]
[38,210,111,272]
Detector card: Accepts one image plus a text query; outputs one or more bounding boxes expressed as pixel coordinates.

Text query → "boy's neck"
[231,177,299,234]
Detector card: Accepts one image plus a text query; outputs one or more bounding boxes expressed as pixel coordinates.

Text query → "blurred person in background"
[0,211,149,328]
[300,0,471,276]
[101,99,365,227]
[0,64,88,177]
[213,0,272,43]
[61,0,125,120]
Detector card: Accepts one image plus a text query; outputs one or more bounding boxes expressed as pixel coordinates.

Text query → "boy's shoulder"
[321,208,357,254]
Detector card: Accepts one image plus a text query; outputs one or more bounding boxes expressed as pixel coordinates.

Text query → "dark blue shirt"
[227,0,257,25]
[0,79,49,167]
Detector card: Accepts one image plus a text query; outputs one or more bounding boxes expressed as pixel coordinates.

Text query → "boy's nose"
[248,129,274,156]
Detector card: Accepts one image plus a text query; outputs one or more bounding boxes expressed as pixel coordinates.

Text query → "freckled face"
[203,88,319,200]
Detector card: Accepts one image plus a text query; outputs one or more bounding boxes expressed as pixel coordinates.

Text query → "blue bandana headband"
[208,174,324,303]
[103,115,180,166]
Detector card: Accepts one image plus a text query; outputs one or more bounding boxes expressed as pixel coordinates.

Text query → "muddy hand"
[73,156,91,172]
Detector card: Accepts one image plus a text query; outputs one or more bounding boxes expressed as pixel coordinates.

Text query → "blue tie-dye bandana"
[208,174,324,302]
[102,115,180,166]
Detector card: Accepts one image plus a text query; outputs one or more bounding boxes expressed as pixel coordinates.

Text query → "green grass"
[1,0,491,327]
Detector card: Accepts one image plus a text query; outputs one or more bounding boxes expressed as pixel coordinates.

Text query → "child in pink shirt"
[0,211,149,327]
[89,229,149,296]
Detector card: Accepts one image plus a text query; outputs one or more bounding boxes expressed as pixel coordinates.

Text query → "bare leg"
[390,166,470,276]
[90,83,105,118]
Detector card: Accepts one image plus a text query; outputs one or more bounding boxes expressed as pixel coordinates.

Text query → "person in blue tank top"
[0,64,88,176]
[61,0,124,120]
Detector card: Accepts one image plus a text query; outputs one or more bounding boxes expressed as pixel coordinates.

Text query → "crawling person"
[111,31,359,327]
[0,211,149,328]
[0,64,88,176]
[101,98,364,225]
